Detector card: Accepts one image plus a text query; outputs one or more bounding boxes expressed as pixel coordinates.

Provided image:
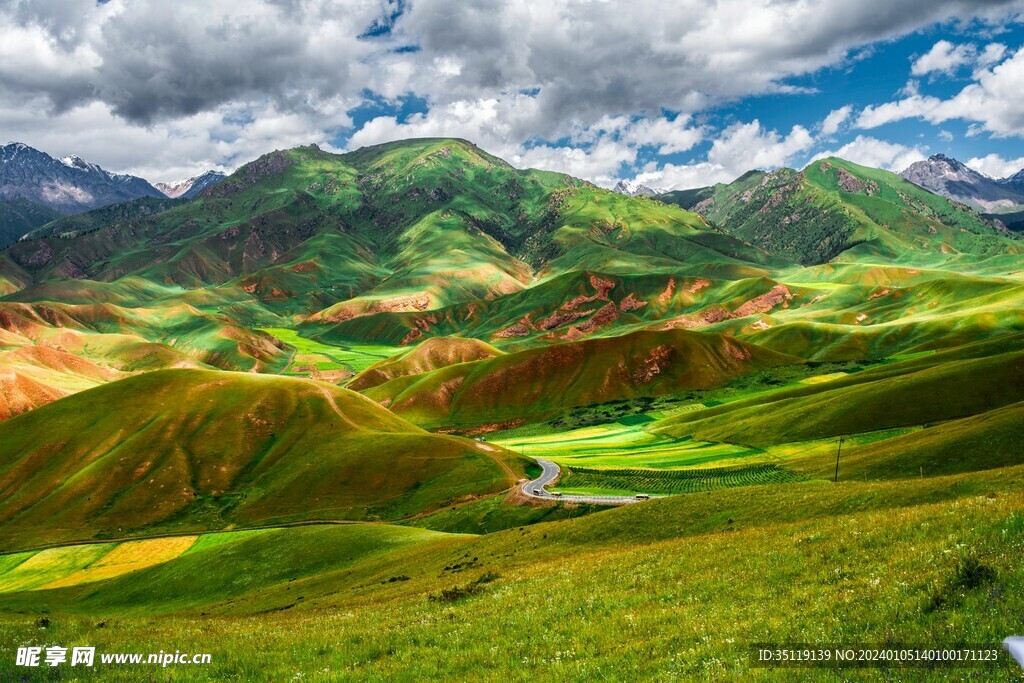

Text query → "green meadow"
[0,466,1022,680]
[258,327,405,375]
[494,423,765,471]
[552,463,808,497]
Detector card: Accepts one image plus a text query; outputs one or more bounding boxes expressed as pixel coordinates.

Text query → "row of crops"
[558,463,808,495]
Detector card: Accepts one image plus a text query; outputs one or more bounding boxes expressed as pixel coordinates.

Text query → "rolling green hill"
[347,336,504,390]
[0,369,523,548]
[650,344,1024,446]
[363,328,797,431]
[0,299,290,372]
[791,400,1024,481]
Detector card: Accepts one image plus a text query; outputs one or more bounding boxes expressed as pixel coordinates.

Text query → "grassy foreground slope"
[0,369,523,549]
[0,466,1021,679]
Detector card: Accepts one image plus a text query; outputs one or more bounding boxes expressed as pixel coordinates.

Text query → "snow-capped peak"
[999,168,1024,187]
[900,153,1024,211]
[612,180,665,197]
[60,154,106,175]
[155,170,227,199]
[0,142,164,213]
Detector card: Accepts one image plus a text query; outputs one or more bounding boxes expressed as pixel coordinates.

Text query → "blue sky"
[721,21,1024,166]
[2,1,1023,186]
[352,20,1024,166]
[337,8,1024,189]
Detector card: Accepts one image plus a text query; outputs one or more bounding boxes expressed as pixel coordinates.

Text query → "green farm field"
[494,422,766,470]
[551,463,808,497]
[258,327,405,375]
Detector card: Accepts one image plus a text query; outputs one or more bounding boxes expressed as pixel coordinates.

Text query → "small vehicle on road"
[635,493,651,500]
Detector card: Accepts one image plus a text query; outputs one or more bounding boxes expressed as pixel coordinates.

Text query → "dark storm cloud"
[0,0,1020,129]
[0,0,390,123]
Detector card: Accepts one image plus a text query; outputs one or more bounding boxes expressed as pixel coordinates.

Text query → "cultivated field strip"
[557,463,809,495]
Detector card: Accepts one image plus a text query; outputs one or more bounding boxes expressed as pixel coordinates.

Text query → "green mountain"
[658,158,1020,265]
[0,139,775,316]
[0,198,60,249]
[21,196,185,241]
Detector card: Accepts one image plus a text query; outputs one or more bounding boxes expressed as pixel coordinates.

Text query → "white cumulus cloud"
[814,135,926,172]
[966,153,1024,178]
[620,120,816,191]
[911,40,977,76]
[0,0,1021,182]
[856,46,1024,138]
[820,106,853,136]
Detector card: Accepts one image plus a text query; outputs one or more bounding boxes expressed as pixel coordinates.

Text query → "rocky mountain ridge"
[0,142,163,214]
[899,153,1024,211]
[155,170,228,199]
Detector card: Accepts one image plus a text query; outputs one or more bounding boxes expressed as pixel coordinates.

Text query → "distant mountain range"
[898,154,1024,212]
[155,170,227,199]
[0,143,163,214]
[0,143,226,248]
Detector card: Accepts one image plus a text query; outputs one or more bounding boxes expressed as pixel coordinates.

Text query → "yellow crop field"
[800,371,848,384]
[41,536,198,590]
[0,545,114,593]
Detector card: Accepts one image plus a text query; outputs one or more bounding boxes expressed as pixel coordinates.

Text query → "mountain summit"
[0,142,162,214]
[900,153,1024,211]
[612,180,665,196]
[155,170,228,199]
[999,168,1024,192]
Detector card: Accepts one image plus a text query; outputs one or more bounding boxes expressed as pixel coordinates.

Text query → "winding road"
[521,458,644,506]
